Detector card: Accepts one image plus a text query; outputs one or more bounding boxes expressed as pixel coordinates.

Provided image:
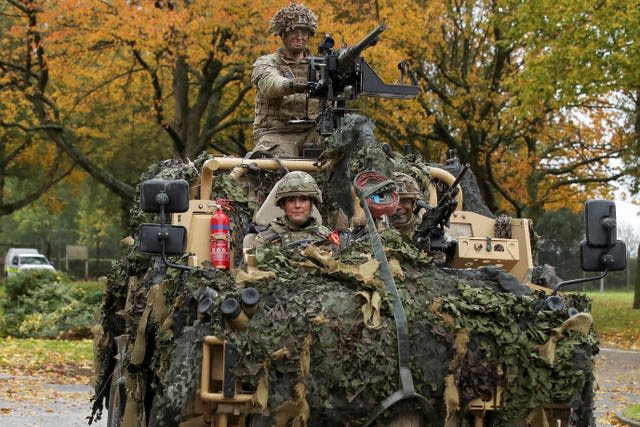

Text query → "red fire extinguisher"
[210,201,231,270]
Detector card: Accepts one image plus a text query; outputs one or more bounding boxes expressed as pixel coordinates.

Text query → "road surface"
[0,347,637,426]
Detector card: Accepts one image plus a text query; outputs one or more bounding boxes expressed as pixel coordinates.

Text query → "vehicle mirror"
[545,295,564,311]
[580,240,627,272]
[137,224,187,256]
[140,179,190,214]
[584,200,617,246]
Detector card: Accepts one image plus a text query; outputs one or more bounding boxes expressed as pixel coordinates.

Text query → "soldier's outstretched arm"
[252,57,303,97]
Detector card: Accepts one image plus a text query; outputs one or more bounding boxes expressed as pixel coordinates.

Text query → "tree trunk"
[634,243,640,309]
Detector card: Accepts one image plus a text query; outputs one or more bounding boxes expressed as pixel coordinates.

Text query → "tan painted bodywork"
[447,211,534,284]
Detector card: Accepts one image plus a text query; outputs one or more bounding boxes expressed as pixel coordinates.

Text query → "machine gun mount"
[306,23,420,135]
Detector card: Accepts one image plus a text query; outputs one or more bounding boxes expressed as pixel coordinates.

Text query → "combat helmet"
[269,1,318,36]
[392,172,422,199]
[274,171,322,206]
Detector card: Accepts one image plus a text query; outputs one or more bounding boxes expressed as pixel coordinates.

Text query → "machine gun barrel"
[338,23,386,69]
[431,163,470,217]
[446,163,470,198]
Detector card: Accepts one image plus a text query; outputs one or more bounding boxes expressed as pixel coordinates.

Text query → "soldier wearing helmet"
[390,172,422,240]
[251,2,322,158]
[254,171,331,248]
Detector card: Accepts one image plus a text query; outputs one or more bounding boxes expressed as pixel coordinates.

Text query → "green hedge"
[0,270,102,338]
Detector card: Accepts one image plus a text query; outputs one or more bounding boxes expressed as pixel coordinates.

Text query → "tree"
[38,0,281,160]
[617,219,640,307]
[1,0,274,217]
[635,244,640,309]
[510,0,640,197]
[2,0,638,230]
[2,0,344,216]
[7,192,71,259]
[1,0,137,209]
[535,208,584,279]
[0,2,76,216]
[354,0,635,221]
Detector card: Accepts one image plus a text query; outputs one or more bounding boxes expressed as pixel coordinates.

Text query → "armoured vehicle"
[90,24,627,427]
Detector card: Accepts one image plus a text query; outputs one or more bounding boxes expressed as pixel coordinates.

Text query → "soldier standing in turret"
[251,2,322,157]
[254,171,330,248]
[390,172,423,240]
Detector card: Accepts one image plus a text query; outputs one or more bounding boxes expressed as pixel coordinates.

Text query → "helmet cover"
[269,1,318,36]
[274,171,322,206]
[392,172,422,199]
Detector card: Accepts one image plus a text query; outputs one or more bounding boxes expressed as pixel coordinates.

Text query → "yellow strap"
[356,291,382,329]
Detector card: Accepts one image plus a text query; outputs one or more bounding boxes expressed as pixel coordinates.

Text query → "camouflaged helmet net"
[90,119,597,426]
[393,172,422,199]
[269,1,318,36]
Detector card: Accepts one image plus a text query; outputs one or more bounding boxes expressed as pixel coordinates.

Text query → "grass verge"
[0,336,93,381]
[622,402,640,422]
[583,291,640,349]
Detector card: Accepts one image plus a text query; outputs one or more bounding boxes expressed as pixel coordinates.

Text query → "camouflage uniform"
[253,171,330,248]
[251,2,322,157]
[391,172,422,240]
[251,50,322,157]
[394,212,420,241]
[254,215,330,248]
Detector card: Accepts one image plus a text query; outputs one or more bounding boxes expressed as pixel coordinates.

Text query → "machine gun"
[413,164,470,261]
[306,23,419,135]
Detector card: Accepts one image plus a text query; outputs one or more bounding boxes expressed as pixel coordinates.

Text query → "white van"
[4,248,55,277]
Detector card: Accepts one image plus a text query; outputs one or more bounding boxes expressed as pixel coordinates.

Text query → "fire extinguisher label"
[210,241,230,269]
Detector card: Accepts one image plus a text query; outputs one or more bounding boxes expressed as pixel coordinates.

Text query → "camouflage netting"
[90,116,598,426]
[91,228,598,426]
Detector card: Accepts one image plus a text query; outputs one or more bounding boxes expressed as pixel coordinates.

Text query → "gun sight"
[318,34,335,54]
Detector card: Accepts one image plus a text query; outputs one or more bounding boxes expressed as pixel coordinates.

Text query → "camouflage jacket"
[393,214,420,241]
[251,48,321,141]
[254,216,330,249]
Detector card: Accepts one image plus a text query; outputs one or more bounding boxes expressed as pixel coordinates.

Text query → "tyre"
[107,403,121,427]
[107,335,127,427]
[383,412,424,427]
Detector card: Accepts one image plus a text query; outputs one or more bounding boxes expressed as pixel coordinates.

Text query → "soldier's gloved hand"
[289,81,309,94]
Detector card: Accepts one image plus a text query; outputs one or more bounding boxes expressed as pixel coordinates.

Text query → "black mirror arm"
[156,233,193,272]
[551,268,609,295]
[156,200,193,272]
